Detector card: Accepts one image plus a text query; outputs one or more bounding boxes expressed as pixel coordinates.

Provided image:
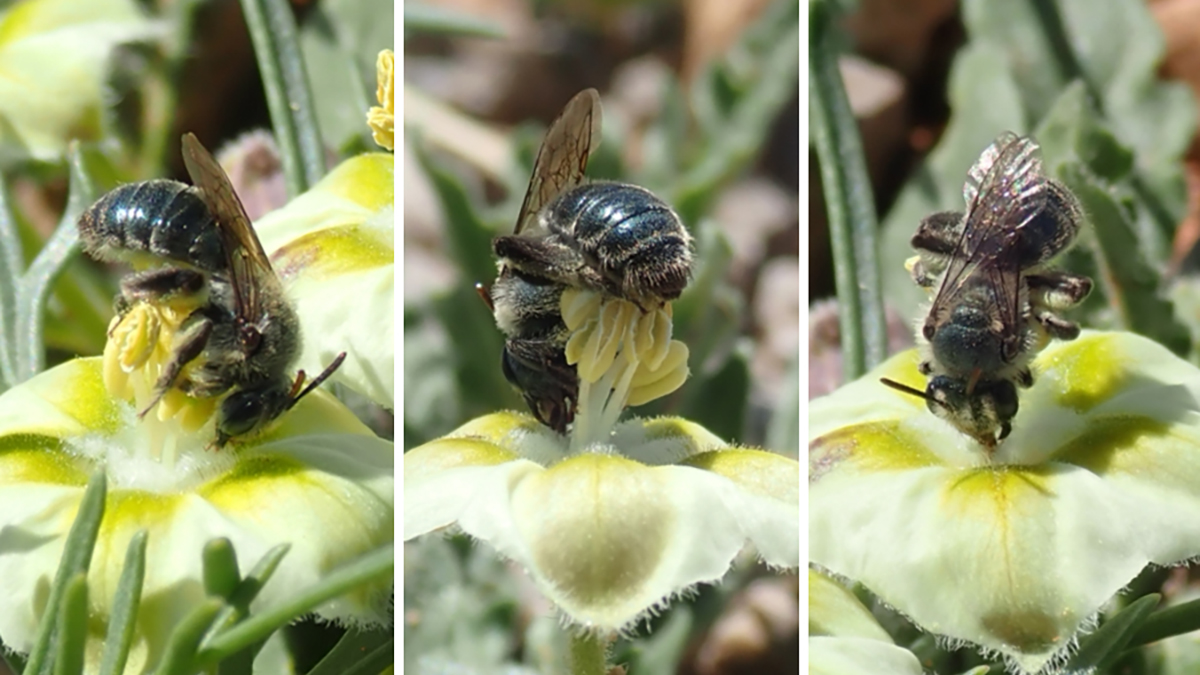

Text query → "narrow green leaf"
[1127,595,1200,648]
[809,0,887,379]
[24,471,107,675]
[14,144,97,381]
[151,599,225,675]
[52,574,88,675]
[0,172,19,388]
[307,629,392,675]
[195,544,393,666]
[340,638,393,675]
[205,543,290,642]
[99,531,148,675]
[239,0,325,197]
[1065,593,1160,670]
[203,538,241,600]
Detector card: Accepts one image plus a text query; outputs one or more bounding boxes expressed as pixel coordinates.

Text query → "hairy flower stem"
[568,630,610,675]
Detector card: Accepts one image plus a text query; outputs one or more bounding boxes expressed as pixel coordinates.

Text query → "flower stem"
[568,630,609,675]
[809,0,888,380]
[239,0,325,197]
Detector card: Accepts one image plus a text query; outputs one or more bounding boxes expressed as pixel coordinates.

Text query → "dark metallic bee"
[79,133,345,447]
[882,132,1092,449]
[480,88,693,433]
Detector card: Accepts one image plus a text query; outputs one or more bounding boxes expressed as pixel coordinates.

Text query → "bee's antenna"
[879,378,946,410]
[288,352,348,409]
[475,282,494,312]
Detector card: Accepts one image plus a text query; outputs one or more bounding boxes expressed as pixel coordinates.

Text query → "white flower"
[254,152,395,409]
[810,330,1200,673]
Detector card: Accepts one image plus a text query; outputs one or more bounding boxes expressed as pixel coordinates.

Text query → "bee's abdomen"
[550,183,693,302]
[78,179,224,272]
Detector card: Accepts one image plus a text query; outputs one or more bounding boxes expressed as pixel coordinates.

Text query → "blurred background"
[403,0,799,672]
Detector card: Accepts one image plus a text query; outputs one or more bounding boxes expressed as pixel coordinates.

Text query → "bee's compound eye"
[218,390,266,439]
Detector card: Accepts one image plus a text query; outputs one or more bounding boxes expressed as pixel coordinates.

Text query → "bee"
[882,132,1092,448]
[78,133,345,447]
[479,88,693,433]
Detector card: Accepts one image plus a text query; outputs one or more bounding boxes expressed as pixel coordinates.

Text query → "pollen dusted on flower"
[367,49,394,151]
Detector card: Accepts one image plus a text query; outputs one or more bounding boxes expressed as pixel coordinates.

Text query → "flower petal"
[809,331,1200,671]
[256,153,395,409]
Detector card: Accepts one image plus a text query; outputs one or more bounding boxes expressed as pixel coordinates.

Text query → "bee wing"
[932,134,1048,353]
[180,133,278,326]
[513,88,602,235]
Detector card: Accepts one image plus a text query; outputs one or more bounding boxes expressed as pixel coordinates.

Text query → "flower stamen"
[562,289,690,450]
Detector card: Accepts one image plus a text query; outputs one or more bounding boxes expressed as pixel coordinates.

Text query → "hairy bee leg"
[494,235,584,287]
[502,337,578,434]
[908,211,963,287]
[1026,271,1092,310]
[119,267,208,304]
[1034,311,1081,341]
[1016,368,1033,388]
[138,315,214,419]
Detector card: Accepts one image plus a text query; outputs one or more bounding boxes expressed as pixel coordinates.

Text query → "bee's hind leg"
[119,267,207,304]
[139,316,213,419]
[1026,271,1092,341]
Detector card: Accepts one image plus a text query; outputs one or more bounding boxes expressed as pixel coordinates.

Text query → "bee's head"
[926,375,1018,447]
[213,352,348,448]
[214,380,294,447]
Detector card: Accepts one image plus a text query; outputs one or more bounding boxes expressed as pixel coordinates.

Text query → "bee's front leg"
[139,316,214,419]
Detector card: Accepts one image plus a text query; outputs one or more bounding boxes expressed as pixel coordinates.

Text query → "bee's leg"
[501,337,578,434]
[918,360,933,376]
[494,235,583,287]
[119,267,207,304]
[1026,271,1092,311]
[1015,368,1034,388]
[138,315,213,419]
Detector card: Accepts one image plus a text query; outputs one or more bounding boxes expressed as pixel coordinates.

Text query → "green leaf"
[24,471,106,675]
[152,599,226,675]
[99,531,148,675]
[299,0,386,152]
[196,544,393,667]
[1059,163,1190,355]
[52,574,88,675]
[810,0,886,379]
[0,171,18,388]
[12,144,99,383]
[1128,595,1200,649]
[205,543,290,642]
[1065,593,1160,670]
[239,0,325,197]
[308,629,393,675]
[203,538,241,600]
